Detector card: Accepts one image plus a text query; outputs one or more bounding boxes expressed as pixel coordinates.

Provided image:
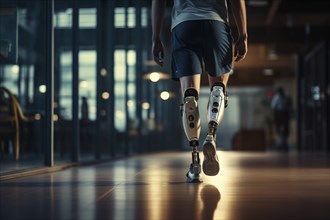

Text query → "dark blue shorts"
[171,20,233,81]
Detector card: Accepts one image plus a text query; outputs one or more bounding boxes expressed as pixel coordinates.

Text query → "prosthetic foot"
[181,88,202,183]
[202,82,227,176]
[186,149,202,183]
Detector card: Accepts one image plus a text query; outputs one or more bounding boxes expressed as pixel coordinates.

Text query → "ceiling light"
[142,102,150,110]
[149,72,160,82]
[160,91,170,100]
[101,92,110,100]
[263,69,274,76]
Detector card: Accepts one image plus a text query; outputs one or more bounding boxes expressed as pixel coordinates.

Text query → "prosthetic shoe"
[186,161,202,183]
[202,82,226,176]
[202,134,220,176]
[181,88,202,183]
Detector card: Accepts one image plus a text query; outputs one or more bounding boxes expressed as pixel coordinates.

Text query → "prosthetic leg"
[202,82,227,176]
[181,88,202,183]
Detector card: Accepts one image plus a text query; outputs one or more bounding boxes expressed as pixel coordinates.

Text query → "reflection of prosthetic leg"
[202,82,227,176]
[181,88,202,183]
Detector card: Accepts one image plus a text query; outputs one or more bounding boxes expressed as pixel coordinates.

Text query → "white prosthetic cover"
[182,89,201,177]
[182,94,201,144]
[207,85,225,126]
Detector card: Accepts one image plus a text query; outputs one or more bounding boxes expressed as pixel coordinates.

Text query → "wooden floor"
[0,151,329,220]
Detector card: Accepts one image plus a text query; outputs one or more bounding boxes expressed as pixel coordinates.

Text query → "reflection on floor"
[0,151,329,220]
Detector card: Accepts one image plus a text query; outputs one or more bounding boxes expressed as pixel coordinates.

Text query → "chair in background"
[0,86,30,161]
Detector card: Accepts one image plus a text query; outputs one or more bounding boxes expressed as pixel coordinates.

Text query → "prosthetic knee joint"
[181,88,201,174]
[207,82,226,136]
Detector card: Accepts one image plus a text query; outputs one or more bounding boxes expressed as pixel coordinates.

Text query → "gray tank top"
[171,0,229,29]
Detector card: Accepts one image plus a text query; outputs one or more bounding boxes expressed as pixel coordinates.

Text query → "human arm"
[151,0,166,66]
[230,0,248,61]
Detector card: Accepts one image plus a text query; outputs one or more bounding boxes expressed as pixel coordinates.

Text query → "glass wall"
[0,0,181,175]
[53,0,98,163]
[0,0,50,172]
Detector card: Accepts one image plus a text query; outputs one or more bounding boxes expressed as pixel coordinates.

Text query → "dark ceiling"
[15,0,330,87]
[164,0,330,86]
[226,0,330,86]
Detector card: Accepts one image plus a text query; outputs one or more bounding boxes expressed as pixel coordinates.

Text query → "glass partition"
[0,0,180,175]
[0,0,49,172]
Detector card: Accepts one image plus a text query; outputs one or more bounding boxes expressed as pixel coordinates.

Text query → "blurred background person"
[271,86,292,151]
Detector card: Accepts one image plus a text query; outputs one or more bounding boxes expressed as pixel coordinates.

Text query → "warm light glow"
[100,68,107,76]
[11,65,19,74]
[116,110,125,119]
[149,72,160,82]
[101,92,110,100]
[53,114,59,122]
[160,91,170,100]
[143,71,170,81]
[34,113,41,120]
[202,151,241,220]
[127,100,134,107]
[263,69,274,76]
[79,80,89,88]
[142,102,150,110]
[147,167,171,220]
[127,50,136,66]
[39,85,47,93]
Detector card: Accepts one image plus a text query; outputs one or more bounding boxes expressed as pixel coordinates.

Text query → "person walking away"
[271,86,292,151]
[151,0,248,182]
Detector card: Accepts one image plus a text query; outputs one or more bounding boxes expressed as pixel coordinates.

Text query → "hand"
[234,35,248,62]
[152,39,164,67]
